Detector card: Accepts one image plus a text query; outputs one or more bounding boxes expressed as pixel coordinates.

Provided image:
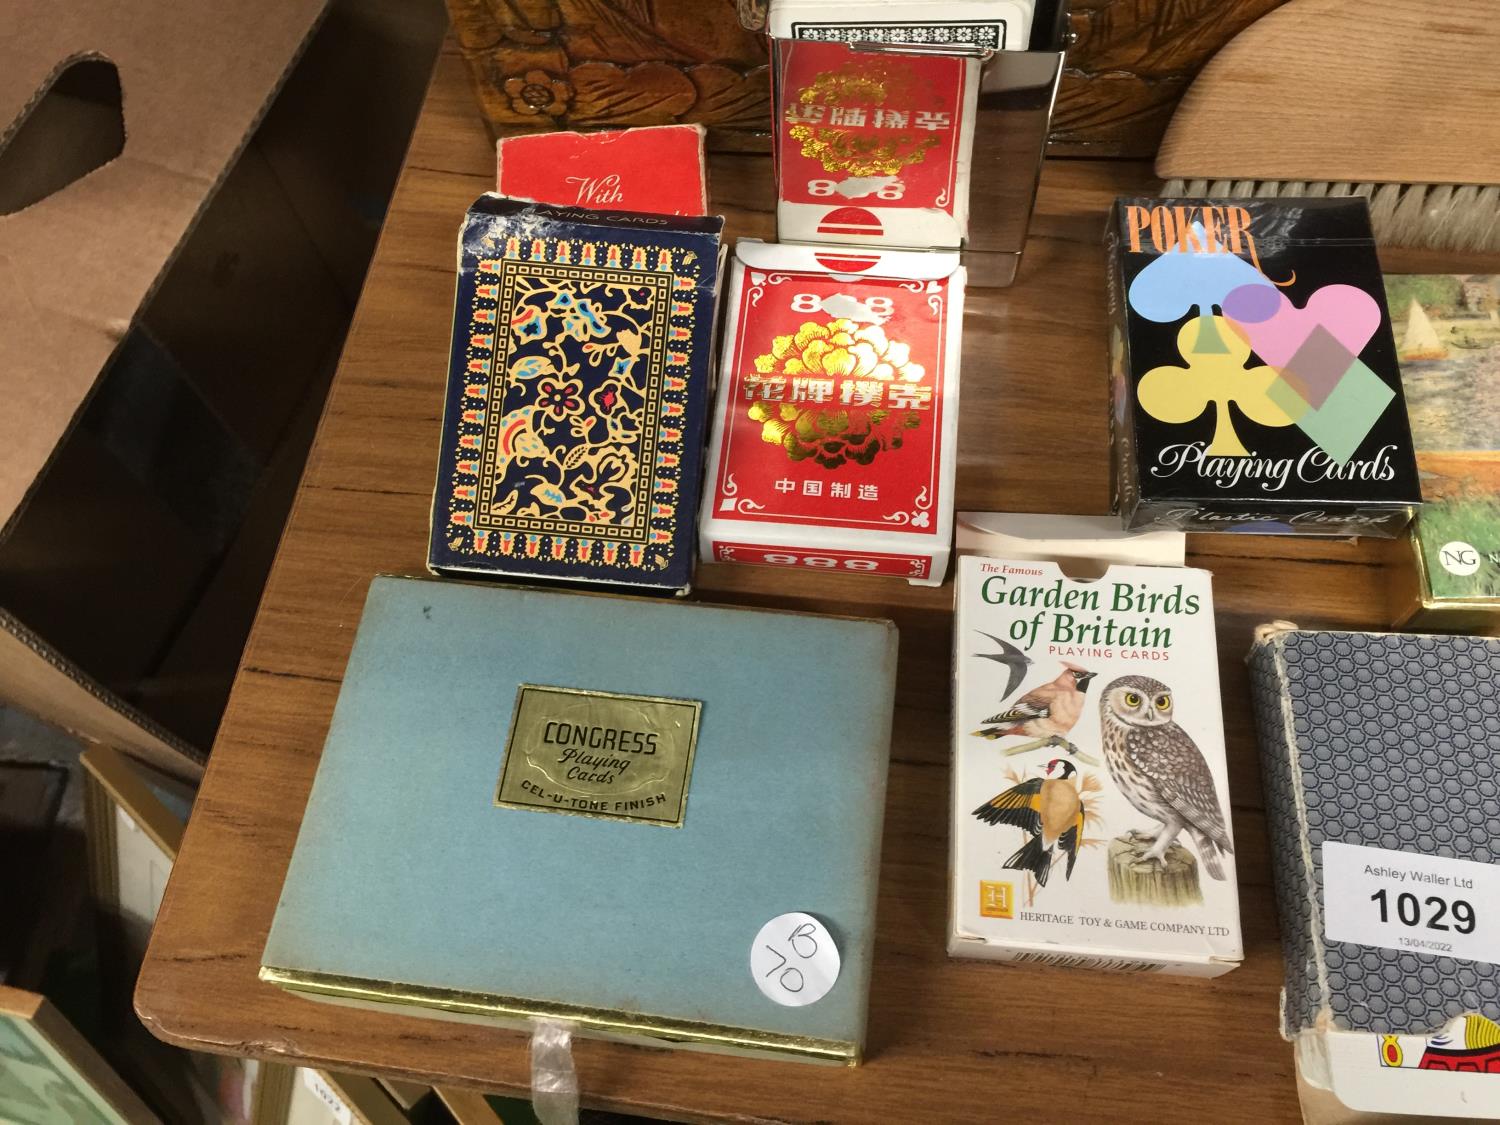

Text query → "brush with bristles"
[1155,0,1500,252]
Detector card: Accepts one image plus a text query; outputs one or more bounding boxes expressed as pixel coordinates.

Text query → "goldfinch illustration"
[973,758,1084,887]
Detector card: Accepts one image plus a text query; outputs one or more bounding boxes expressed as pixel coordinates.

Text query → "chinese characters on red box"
[782,104,954,132]
[700,241,963,585]
[774,39,973,249]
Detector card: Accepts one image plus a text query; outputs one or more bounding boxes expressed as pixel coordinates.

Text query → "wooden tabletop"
[135,41,1499,1124]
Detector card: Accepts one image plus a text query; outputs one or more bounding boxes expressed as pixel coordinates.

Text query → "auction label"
[751,912,840,1008]
[1323,841,1496,964]
[302,1069,352,1125]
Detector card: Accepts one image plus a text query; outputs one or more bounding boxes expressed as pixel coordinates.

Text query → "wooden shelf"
[135,40,1500,1124]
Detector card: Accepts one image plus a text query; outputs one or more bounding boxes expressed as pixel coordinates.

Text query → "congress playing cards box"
[699,240,962,585]
[950,554,1242,975]
[769,1,1034,250]
[1108,197,1422,537]
[263,577,898,1065]
[430,195,723,594]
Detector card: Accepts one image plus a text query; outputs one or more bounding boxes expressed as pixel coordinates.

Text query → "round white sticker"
[1439,541,1482,577]
[750,912,840,1008]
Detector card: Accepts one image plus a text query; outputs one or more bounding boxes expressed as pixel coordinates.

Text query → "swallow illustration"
[974,631,1032,703]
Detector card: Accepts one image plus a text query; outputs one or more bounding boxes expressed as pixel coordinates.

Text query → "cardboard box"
[0,0,333,777]
[768,1,1033,250]
[1381,275,1500,631]
[429,197,725,594]
[951,551,1242,975]
[496,125,708,216]
[1107,197,1422,537]
[699,240,963,586]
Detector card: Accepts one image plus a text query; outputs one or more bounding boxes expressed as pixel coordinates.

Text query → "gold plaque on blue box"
[495,683,701,826]
[261,576,898,1064]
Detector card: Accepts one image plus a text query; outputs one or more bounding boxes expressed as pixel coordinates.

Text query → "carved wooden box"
[445,0,1294,156]
[445,0,771,142]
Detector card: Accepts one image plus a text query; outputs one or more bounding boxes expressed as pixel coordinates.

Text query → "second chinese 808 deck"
[700,240,963,585]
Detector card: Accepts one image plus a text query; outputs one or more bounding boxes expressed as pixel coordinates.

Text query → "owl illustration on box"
[1099,675,1233,880]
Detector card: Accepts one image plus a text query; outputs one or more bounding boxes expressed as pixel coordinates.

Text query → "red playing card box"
[773,38,975,250]
[496,125,708,216]
[700,240,964,586]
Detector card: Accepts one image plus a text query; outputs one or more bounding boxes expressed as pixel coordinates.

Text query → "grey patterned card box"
[1249,625,1500,1039]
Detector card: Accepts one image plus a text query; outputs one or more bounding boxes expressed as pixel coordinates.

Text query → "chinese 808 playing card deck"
[769,0,1035,251]
[699,240,963,585]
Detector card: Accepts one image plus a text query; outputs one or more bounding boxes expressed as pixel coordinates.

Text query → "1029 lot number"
[1371,889,1476,934]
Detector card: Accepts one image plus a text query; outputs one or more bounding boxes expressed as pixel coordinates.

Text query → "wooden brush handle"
[1156,0,1500,186]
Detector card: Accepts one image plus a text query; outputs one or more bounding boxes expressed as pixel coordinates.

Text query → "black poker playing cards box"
[1107,197,1421,537]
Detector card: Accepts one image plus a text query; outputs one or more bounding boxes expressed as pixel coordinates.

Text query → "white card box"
[951,553,1243,975]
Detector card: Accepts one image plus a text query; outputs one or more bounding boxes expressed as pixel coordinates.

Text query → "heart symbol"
[1222,283,1381,368]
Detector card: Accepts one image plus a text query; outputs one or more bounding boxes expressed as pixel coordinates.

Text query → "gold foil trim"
[788,61,942,175]
[748,318,931,469]
[1405,523,1498,627]
[788,125,938,177]
[496,684,701,827]
[258,966,858,1065]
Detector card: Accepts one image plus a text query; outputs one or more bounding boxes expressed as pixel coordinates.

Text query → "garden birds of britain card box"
[261,576,897,1065]
[950,554,1242,975]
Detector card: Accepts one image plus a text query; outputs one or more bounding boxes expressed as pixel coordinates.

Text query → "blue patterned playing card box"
[1250,626,1500,1037]
[429,195,724,593]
